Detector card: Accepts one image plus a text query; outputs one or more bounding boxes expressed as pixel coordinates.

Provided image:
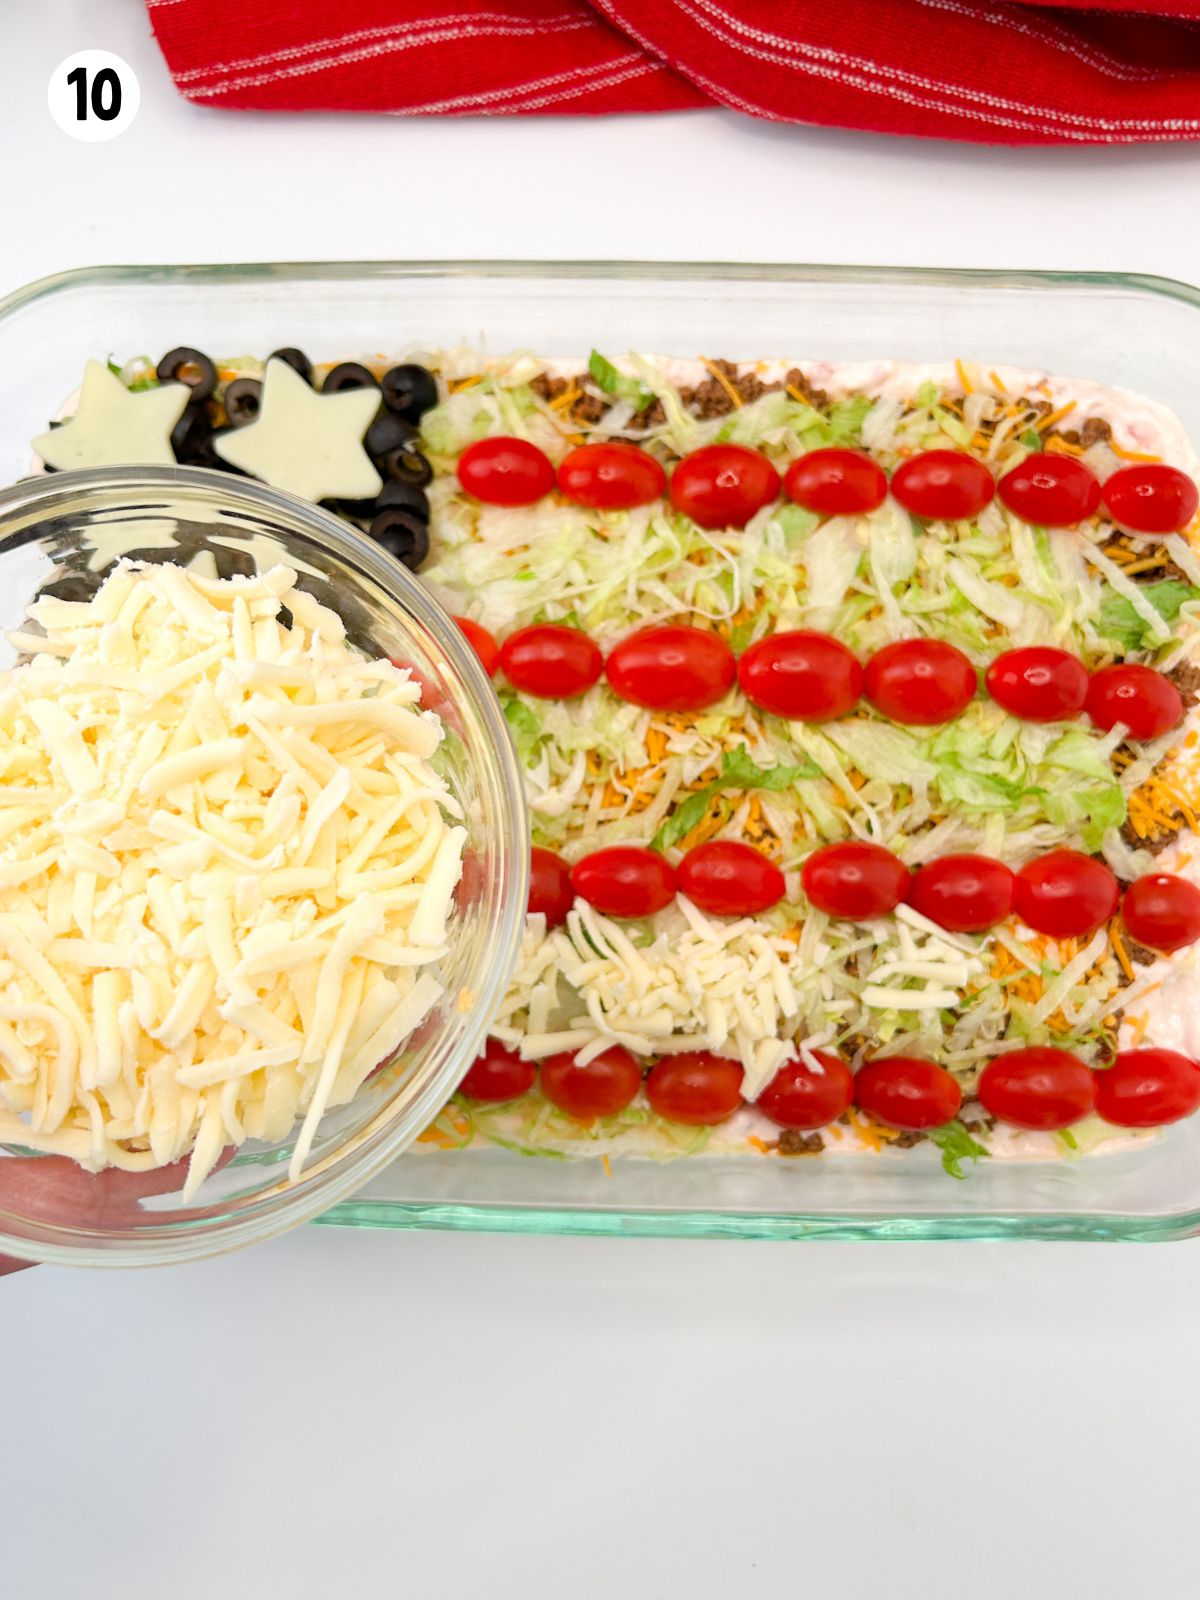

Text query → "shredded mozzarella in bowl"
[0,560,466,1196]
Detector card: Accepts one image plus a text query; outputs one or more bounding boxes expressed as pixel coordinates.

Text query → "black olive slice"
[269,347,313,383]
[171,402,215,465]
[379,444,433,487]
[381,363,439,421]
[376,480,430,520]
[156,347,218,403]
[365,410,418,461]
[223,378,263,427]
[323,362,378,394]
[369,509,430,571]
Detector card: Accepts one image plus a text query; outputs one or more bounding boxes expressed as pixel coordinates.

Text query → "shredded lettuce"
[1098,579,1200,651]
[500,693,543,759]
[421,391,496,455]
[928,1119,991,1179]
[652,746,818,851]
[109,354,159,391]
[820,394,874,446]
[588,350,654,411]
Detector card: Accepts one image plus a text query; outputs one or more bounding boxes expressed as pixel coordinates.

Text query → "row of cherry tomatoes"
[460,1037,1200,1136]
[457,434,1200,536]
[529,839,1200,951]
[462,616,1184,739]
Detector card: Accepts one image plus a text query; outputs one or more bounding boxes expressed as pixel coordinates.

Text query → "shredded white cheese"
[490,895,804,1101]
[0,561,463,1195]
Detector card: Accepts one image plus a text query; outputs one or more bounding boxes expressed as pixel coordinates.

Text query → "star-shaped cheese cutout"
[32,360,189,471]
[213,357,383,502]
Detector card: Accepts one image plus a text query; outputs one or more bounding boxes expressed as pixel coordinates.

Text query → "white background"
[5,5,1200,1598]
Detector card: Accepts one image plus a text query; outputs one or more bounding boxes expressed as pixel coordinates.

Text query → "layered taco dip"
[31,344,1200,1176]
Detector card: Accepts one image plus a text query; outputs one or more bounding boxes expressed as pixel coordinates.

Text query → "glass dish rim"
[3,260,1200,309]
[7,260,1200,1246]
[0,463,530,1266]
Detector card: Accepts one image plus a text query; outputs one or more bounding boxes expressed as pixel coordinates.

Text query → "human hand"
[0,1154,221,1274]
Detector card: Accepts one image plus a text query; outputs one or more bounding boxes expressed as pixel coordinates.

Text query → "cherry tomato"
[758,1051,855,1131]
[783,448,887,517]
[985,646,1089,723]
[668,444,781,530]
[1102,464,1199,536]
[906,854,1016,933]
[458,1038,536,1103]
[864,638,977,725]
[528,846,574,927]
[977,1047,1097,1131]
[605,624,735,713]
[645,1051,745,1125]
[571,846,676,918]
[677,840,786,917]
[557,441,666,510]
[1014,849,1119,938]
[891,451,995,521]
[1085,664,1183,741]
[540,1045,643,1122]
[453,846,485,915]
[457,435,555,506]
[454,616,500,676]
[1121,872,1200,954]
[996,453,1101,527]
[389,658,446,719]
[737,631,863,722]
[498,624,603,699]
[854,1057,962,1131]
[1095,1048,1200,1127]
[801,841,909,921]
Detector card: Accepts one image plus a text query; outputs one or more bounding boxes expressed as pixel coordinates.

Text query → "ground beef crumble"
[572,391,609,424]
[627,398,665,432]
[1101,532,1190,584]
[1169,661,1200,709]
[1125,934,1162,968]
[1120,817,1183,856]
[680,379,734,420]
[1080,416,1113,449]
[536,358,830,435]
[679,357,741,420]
[1112,928,1160,991]
[529,373,569,402]
[777,1129,824,1156]
[529,370,611,427]
[1015,395,1054,420]
[782,367,827,409]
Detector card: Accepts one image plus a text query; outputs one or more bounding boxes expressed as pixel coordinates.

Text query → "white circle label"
[48,51,140,143]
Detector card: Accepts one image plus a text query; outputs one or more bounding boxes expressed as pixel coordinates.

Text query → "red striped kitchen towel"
[148,0,1200,144]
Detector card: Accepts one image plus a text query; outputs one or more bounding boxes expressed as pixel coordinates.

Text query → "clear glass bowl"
[5,260,1200,1241]
[0,465,529,1265]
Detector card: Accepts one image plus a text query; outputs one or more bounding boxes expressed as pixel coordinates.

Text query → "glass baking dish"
[3,258,1200,1242]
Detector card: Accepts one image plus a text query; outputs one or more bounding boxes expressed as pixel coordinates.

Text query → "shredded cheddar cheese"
[1039,400,1077,431]
[1109,443,1163,463]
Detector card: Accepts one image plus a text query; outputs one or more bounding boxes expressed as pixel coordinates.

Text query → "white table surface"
[5,6,1200,1598]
